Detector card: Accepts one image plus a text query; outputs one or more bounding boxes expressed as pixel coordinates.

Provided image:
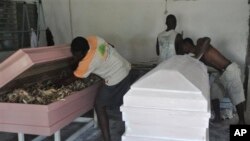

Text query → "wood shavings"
[0,74,101,105]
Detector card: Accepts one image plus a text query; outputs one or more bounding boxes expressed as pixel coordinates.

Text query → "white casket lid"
[131,55,209,99]
[123,55,210,111]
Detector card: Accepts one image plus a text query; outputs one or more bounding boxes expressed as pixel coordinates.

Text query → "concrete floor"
[0,107,241,141]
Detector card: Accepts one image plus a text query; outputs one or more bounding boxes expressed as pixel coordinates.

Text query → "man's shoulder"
[86,36,107,46]
[158,30,167,36]
[158,30,177,37]
[87,35,100,40]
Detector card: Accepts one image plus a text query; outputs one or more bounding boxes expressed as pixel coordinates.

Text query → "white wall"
[42,0,72,44]
[71,0,166,63]
[167,0,249,68]
[42,0,249,67]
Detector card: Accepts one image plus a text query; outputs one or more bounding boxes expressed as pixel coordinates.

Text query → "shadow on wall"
[130,35,157,63]
[216,40,242,66]
[104,34,158,63]
[104,34,130,58]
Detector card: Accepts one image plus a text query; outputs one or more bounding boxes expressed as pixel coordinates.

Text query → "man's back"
[74,36,131,86]
[157,29,178,62]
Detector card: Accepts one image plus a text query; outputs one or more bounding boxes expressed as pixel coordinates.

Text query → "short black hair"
[183,38,195,46]
[166,14,177,29]
[70,36,89,60]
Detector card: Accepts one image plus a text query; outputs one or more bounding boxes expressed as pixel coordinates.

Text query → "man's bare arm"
[175,33,184,55]
[156,38,160,56]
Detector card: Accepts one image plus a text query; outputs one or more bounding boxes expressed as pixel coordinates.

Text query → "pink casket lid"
[0,45,72,90]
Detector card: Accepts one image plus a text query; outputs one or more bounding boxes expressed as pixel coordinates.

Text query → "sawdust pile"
[0,75,101,105]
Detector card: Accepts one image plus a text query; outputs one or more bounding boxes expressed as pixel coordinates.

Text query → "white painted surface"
[132,70,201,93]
[132,56,209,96]
[126,124,207,141]
[42,0,72,44]
[122,135,208,141]
[167,0,249,68]
[122,55,210,140]
[123,90,209,111]
[41,0,166,62]
[70,0,165,63]
[41,0,248,68]
[121,106,210,128]
[123,55,210,112]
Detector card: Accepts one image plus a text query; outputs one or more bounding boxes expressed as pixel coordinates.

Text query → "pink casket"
[0,45,101,136]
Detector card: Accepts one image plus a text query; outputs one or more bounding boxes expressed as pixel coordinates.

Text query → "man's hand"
[195,37,211,60]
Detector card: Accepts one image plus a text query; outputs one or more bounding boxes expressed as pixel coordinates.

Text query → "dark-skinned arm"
[175,33,184,55]
[156,38,160,56]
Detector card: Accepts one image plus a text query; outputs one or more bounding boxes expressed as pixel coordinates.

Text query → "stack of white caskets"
[121,55,211,141]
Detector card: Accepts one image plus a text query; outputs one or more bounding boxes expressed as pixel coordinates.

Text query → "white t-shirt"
[74,36,131,86]
[157,30,178,62]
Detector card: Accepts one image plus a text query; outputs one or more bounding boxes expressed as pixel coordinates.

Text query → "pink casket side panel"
[0,83,101,136]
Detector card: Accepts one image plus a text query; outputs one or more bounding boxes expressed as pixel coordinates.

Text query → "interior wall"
[167,0,249,69]
[71,0,165,63]
[42,0,249,67]
[42,0,72,45]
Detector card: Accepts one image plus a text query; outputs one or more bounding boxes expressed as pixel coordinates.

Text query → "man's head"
[197,37,211,47]
[70,36,89,61]
[183,38,195,47]
[182,38,195,54]
[166,14,177,30]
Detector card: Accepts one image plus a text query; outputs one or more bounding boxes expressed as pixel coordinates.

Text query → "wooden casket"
[0,45,101,136]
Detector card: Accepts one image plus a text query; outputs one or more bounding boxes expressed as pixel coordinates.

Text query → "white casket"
[121,55,211,141]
